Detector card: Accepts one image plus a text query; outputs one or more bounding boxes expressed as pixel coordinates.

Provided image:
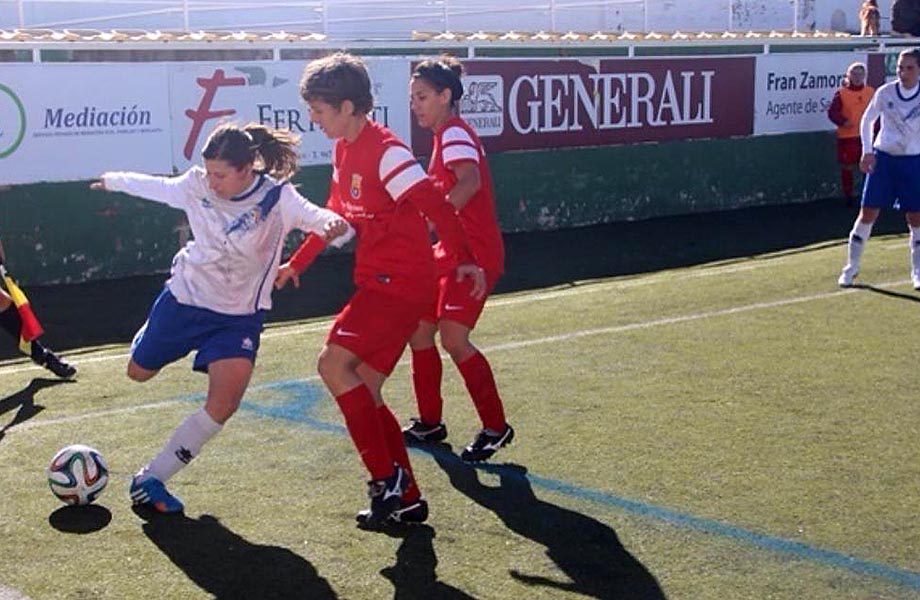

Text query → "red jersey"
[429,116,505,276]
[327,120,473,304]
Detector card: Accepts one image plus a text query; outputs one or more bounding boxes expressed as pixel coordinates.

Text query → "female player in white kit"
[91,122,352,513]
[839,48,920,289]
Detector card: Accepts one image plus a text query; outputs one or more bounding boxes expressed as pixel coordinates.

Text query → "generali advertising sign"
[412,57,755,155]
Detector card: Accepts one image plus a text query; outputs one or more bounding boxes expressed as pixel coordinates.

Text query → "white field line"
[0,238,889,377]
[6,280,896,435]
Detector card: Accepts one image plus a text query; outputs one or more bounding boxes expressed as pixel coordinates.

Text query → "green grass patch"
[1,234,919,599]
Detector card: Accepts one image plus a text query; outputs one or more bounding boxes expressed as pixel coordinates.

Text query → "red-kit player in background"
[402,56,515,463]
[276,53,486,528]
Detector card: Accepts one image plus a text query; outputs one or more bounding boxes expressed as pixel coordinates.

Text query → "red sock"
[377,404,421,502]
[335,385,392,481]
[457,351,506,432]
[841,168,854,198]
[411,346,444,424]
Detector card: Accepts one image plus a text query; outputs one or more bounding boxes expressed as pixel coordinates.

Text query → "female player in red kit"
[277,53,486,527]
[401,57,514,463]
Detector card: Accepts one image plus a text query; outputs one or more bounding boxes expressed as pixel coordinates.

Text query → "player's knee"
[316,348,340,384]
[408,325,436,350]
[126,361,156,382]
[440,332,473,361]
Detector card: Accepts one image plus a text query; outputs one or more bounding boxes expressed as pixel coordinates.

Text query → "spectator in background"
[860,0,881,36]
[838,48,920,289]
[827,62,874,206]
[892,0,920,36]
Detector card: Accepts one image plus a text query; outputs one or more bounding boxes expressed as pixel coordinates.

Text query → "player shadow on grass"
[136,510,338,599]
[851,283,920,304]
[415,444,667,600]
[378,524,479,600]
[0,378,72,443]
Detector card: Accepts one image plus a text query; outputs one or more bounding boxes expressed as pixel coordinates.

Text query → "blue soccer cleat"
[129,475,184,514]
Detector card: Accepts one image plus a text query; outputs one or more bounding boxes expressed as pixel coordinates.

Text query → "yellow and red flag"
[0,265,44,344]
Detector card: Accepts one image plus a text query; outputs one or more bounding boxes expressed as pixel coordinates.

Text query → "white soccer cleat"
[912,270,920,291]
[838,265,859,288]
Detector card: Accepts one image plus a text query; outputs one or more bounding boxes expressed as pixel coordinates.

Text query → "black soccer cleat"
[38,350,76,379]
[402,417,448,444]
[356,496,428,527]
[357,464,409,529]
[460,424,515,463]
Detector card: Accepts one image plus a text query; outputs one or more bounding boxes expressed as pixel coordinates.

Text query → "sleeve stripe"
[442,139,477,149]
[379,144,417,180]
[443,144,480,164]
[380,159,418,186]
[442,126,475,145]
[385,163,428,200]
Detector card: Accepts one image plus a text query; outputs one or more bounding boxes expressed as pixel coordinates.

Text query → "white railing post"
[322,0,329,35]
[17,0,25,28]
[728,0,733,32]
[793,0,799,32]
[443,0,450,32]
[550,0,556,32]
[643,0,648,32]
[182,0,190,30]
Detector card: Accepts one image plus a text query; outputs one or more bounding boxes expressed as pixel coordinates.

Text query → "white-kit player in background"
[91,122,353,513]
[839,48,920,289]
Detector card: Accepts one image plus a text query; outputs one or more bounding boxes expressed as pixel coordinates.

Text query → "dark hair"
[412,55,464,106]
[300,52,374,115]
[899,47,920,65]
[201,122,300,180]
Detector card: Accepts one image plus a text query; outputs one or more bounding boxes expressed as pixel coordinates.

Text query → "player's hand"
[274,263,301,290]
[860,153,876,174]
[322,218,349,242]
[456,263,487,300]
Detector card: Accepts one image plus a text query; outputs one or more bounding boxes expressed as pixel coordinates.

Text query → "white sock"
[910,227,920,275]
[139,408,223,483]
[846,220,873,270]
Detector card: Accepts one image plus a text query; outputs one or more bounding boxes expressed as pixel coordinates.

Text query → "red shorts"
[421,270,501,329]
[327,288,428,376]
[837,137,861,166]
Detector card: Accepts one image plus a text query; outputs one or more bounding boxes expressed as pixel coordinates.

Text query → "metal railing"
[0,0,821,37]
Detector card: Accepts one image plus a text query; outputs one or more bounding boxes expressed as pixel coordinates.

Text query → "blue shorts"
[131,288,265,373]
[862,151,920,212]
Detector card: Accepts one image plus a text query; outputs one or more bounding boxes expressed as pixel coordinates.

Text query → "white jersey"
[860,80,920,156]
[103,167,353,315]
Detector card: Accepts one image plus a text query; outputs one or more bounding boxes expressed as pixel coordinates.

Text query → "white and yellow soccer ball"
[47,444,109,506]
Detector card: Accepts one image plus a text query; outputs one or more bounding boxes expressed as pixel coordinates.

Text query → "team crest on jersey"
[350,174,362,199]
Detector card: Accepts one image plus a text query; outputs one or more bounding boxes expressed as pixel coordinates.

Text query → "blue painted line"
[182,378,920,592]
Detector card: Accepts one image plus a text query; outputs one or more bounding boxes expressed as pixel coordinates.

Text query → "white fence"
[0,1,876,38]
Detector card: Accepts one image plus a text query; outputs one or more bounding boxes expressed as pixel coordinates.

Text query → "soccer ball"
[47,444,109,506]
